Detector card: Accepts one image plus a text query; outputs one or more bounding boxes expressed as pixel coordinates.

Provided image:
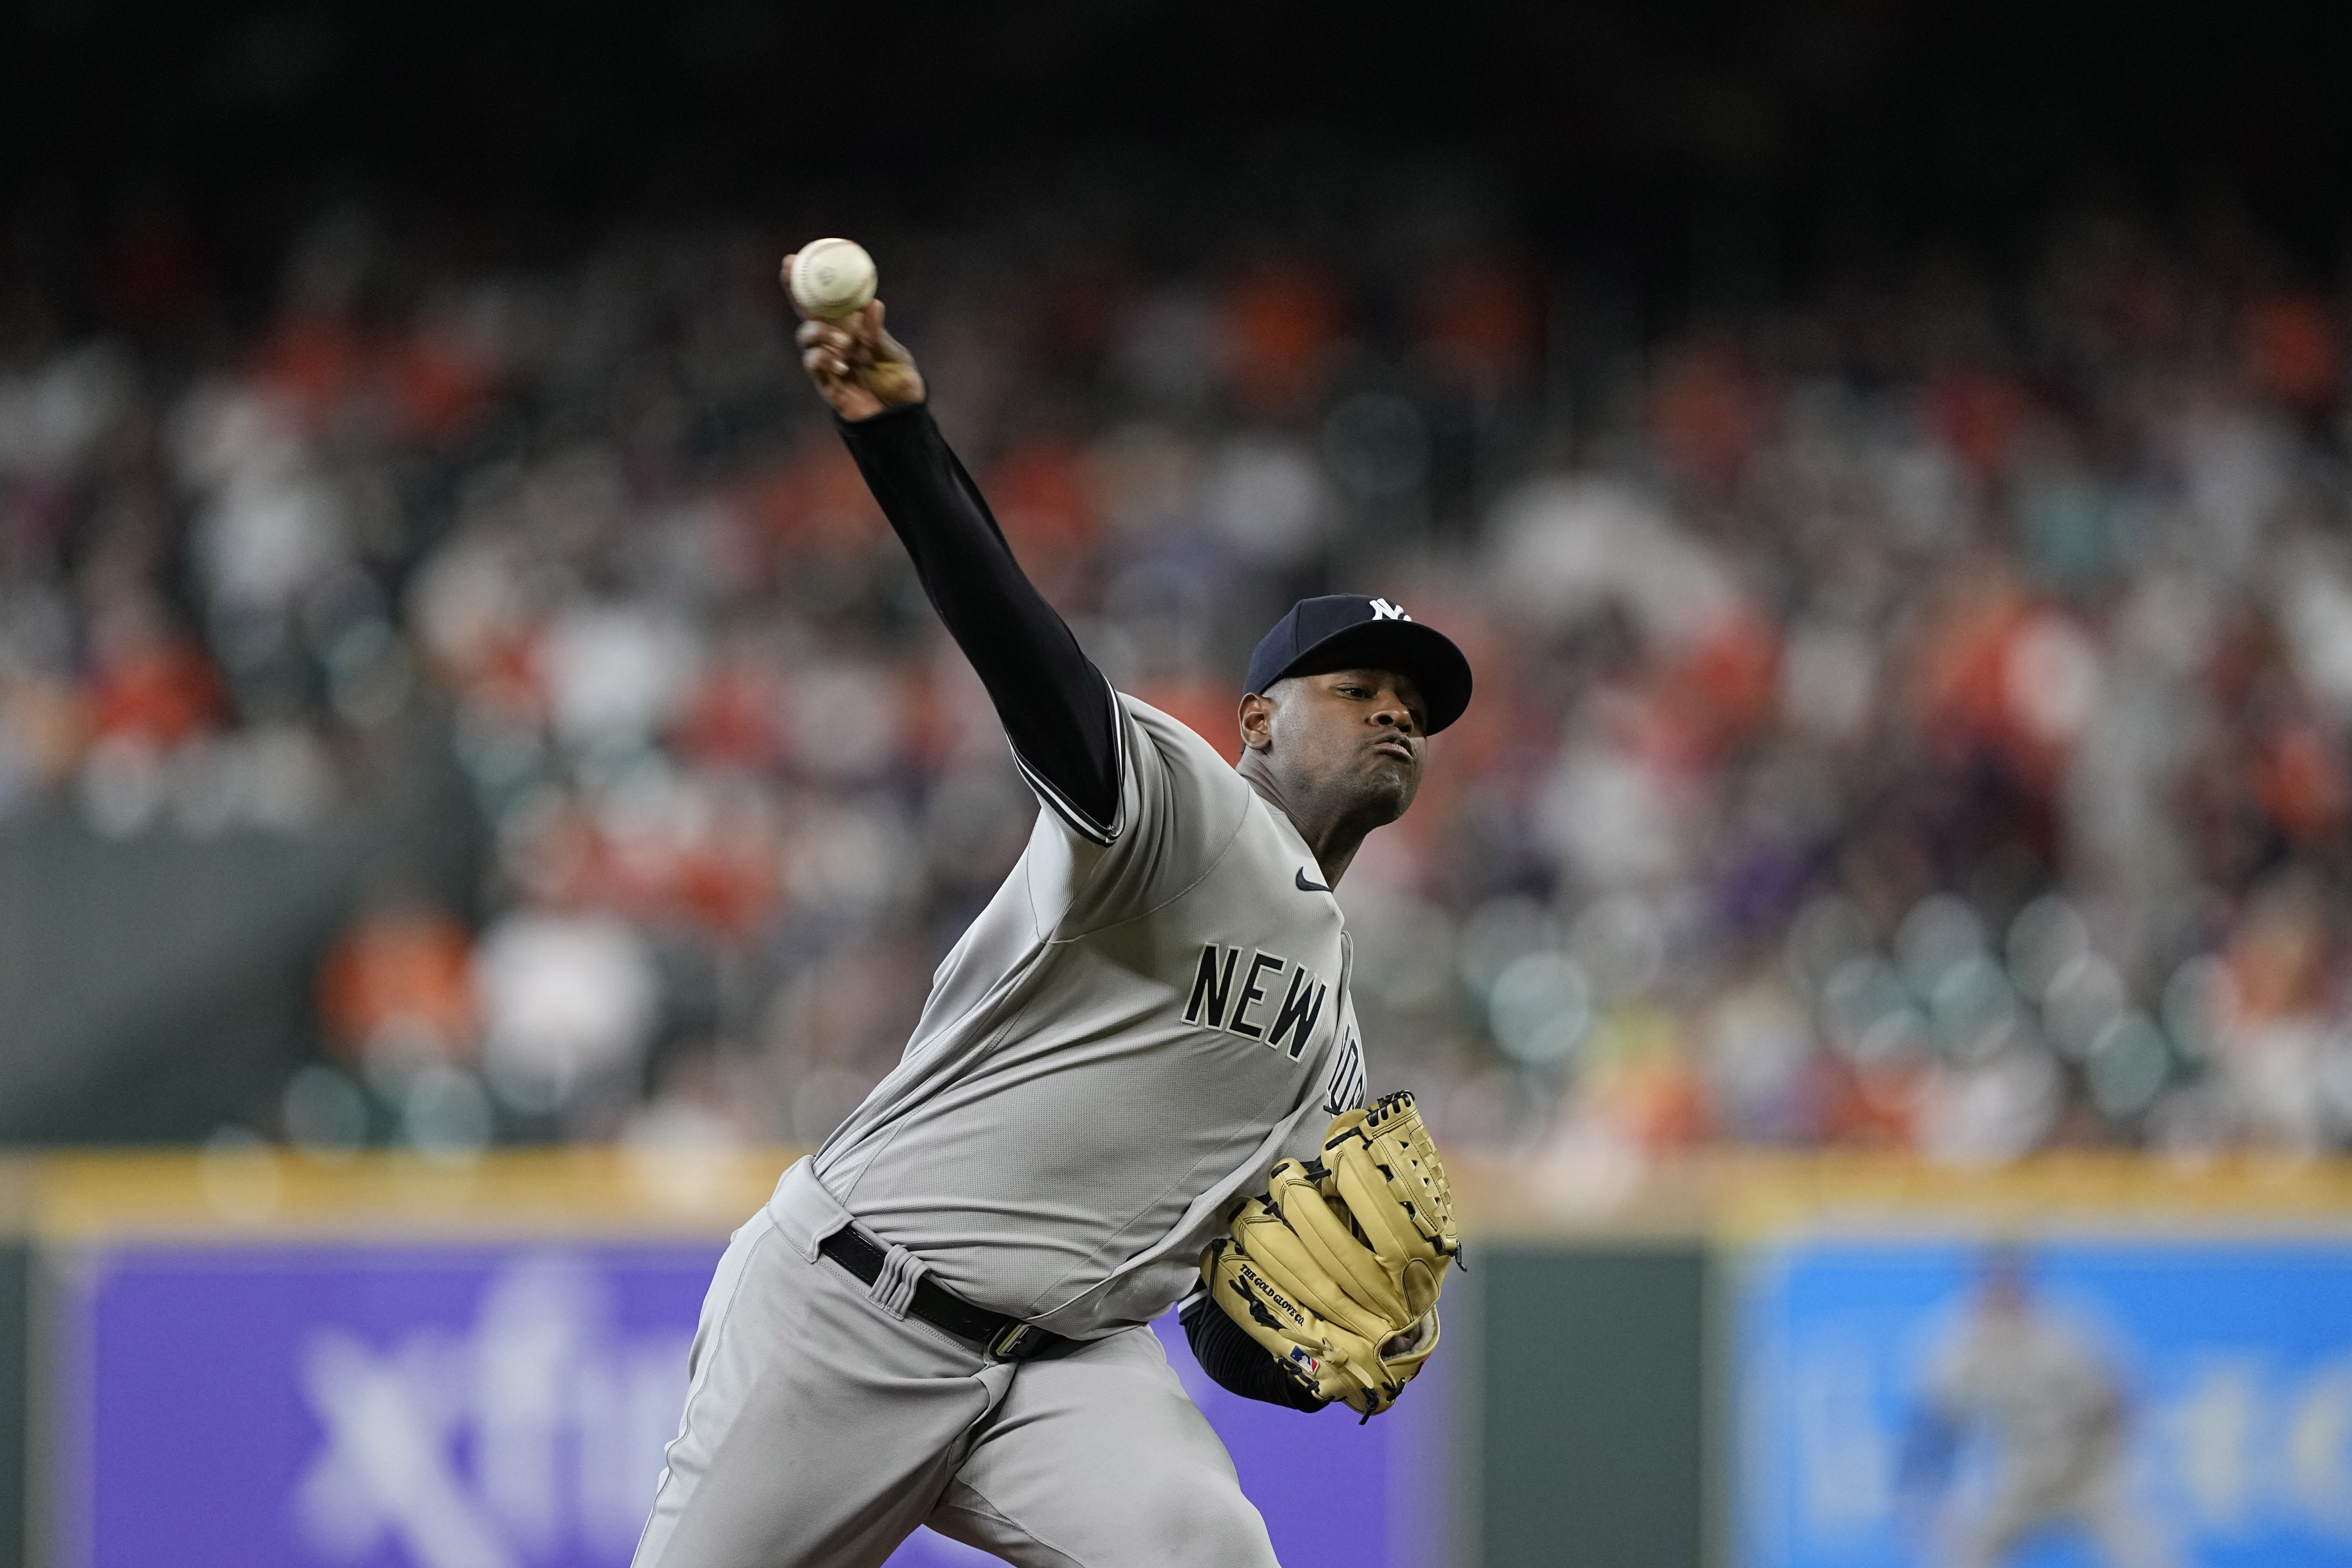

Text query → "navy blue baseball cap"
[1245,595,1474,733]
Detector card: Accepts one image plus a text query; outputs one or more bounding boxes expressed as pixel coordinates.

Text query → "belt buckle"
[989,1321,1038,1361]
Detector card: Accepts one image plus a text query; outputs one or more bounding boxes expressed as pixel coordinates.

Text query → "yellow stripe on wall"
[19,1147,804,1244]
[3,1147,2349,1246]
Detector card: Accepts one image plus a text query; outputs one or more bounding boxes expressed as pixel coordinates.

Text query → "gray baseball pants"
[632,1160,1281,1568]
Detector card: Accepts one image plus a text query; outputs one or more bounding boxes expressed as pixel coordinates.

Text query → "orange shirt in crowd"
[86,637,228,748]
[318,904,480,1066]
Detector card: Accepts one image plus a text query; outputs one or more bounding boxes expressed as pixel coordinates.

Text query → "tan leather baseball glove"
[1200,1090,1462,1419]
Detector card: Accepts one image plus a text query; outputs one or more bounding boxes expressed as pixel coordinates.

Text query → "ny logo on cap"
[1370,599,1410,621]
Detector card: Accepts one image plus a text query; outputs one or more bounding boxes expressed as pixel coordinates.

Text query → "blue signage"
[1738,1237,2352,1568]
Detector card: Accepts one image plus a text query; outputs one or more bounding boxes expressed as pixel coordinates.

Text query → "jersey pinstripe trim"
[1008,673,1129,846]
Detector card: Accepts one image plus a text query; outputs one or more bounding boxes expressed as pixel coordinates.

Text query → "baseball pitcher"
[630,257,1473,1568]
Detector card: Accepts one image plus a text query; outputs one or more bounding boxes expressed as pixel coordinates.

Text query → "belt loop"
[870,1239,925,1319]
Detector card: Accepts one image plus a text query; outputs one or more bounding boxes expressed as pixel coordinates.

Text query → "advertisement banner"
[1738,1236,2352,1568]
[55,1239,1438,1568]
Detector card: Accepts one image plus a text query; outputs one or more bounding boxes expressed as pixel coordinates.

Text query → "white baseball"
[789,239,878,320]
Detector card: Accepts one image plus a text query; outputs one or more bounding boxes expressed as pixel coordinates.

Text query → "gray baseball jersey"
[811,689,1369,1341]
[632,403,1434,1566]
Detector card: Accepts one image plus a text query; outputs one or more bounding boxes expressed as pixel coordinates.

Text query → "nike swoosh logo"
[1295,868,1331,893]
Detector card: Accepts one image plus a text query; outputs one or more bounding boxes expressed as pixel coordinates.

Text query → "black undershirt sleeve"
[1180,1292,1331,1413]
[836,402,1120,838]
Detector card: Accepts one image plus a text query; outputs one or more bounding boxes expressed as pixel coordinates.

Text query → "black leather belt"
[819,1226,1073,1362]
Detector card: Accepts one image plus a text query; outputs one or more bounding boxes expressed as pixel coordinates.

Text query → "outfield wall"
[4,1151,2349,1568]
[3,1160,28,1568]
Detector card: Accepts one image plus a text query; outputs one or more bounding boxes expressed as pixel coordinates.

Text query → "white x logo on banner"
[295,1330,519,1568]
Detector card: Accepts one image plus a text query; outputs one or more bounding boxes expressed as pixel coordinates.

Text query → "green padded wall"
[1478,1245,1709,1568]
[0,778,479,1143]
[0,1243,24,1568]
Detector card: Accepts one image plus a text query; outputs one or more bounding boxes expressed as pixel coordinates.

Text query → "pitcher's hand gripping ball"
[1201,1090,1462,1418]
[787,238,879,320]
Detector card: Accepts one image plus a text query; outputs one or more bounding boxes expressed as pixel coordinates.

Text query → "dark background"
[7,0,2349,329]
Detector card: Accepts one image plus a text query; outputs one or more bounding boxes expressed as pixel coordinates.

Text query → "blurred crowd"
[7,189,2352,1166]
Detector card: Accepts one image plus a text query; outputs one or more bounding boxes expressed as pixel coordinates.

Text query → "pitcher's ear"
[1238,691,1275,752]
